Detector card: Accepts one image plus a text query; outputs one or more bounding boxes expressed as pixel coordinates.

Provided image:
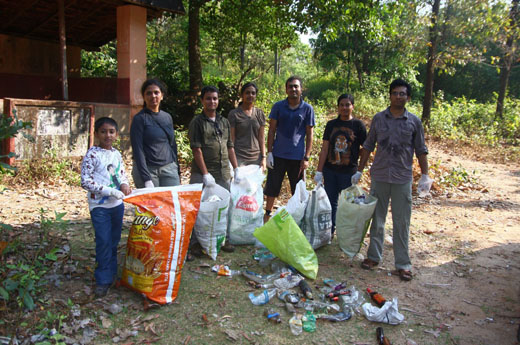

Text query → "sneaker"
[221,242,235,253]
[94,284,110,298]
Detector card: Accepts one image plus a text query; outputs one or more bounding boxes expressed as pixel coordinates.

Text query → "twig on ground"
[463,299,480,307]
[423,283,451,287]
[401,307,428,317]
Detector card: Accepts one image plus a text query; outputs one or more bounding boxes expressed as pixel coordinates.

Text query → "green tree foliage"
[80,42,117,77]
[304,1,424,93]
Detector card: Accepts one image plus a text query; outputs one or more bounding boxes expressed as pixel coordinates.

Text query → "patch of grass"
[5,150,81,187]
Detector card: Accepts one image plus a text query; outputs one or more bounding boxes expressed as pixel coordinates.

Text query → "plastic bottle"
[326,289,351,299]
[302,310,316,332]
[248,288,277,305]
[274,274,302,289]
[285,302,296,314]
[299,280,313,299]
[264,308,281,324]
[367,287,386,307]
[289,314,303,335]
[277,290,300,303]
[376,327,391,345]
[242,270,278,285]
[298,300,341,313]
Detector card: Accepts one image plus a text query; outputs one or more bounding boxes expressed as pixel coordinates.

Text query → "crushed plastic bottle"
[248,288,277,305]
[340,285,366,315]
[289,314,303,335]
[277,290,300,303]
[315,310,352,322]
[253,248,275,267]
[285,301,296,314]
[274,274,303,289]
[298,300,341,314]
[302,310,316,332]
[242,270,278,285]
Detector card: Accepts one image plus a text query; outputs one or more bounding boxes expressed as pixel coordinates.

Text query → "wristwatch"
[304,156,310,161]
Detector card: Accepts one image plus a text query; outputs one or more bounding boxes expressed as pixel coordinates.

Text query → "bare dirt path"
[0,141,519,345]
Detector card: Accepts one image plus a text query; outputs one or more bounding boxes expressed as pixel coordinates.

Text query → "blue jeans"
[90,203,124,286]
[323,166,353,233]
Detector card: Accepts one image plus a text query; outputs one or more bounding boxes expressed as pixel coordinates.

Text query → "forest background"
[79,0,520,162]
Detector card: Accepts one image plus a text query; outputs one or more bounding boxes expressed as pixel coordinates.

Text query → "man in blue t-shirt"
[263,76,315,222]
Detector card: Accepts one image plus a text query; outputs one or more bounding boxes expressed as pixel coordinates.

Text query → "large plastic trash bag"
[274,179,309,226]
[336,185,377,258]
[193,184,230,260]
[301,183,332,249]
[257,179,309,248]
[253,208,318,280]
[228,165,265,245]
[121,184,202,304]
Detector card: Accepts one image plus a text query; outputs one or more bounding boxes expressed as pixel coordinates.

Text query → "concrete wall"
[2,98,131,163]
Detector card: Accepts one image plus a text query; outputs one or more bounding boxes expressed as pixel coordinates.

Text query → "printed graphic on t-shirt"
[107,163,121,189]
[98,160,123,205]
[327,126,355,166]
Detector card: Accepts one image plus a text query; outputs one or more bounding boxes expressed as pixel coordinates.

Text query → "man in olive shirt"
[188,85,239,254]
[352,79,432,281]
[188,86,239,191]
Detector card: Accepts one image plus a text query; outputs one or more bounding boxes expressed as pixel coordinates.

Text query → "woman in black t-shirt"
[130,79,180,188]
[314,94,367,235]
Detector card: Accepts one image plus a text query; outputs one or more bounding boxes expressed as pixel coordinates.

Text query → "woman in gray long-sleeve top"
[130,79,180,188]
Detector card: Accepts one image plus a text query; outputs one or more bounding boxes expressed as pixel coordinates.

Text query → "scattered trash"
[249,288,277,305]
[362,298,405,325]
[289,314,303,335]
[107,303,123,315]
[340,286,366,314]
[299,280,313,299]
[367,287,386,307]
[211,264,240,277]
[377,327,391,345]
[278,290,300,303]
[302,310,316,332]
[264,308,282,324]
[316,310,352,322]
[274,274,303,289]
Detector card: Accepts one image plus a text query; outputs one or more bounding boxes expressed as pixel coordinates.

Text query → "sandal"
[398,269,413,281]
[361,258,379,270]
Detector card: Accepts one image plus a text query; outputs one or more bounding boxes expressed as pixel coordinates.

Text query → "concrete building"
[0,0,184,164]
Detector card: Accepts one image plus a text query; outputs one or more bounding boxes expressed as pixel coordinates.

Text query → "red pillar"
[117,5,147,117]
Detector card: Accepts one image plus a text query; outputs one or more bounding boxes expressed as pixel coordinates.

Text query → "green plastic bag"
[253,208,318,280]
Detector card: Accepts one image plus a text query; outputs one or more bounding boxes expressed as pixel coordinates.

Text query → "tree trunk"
[496,0,519,118]
[274,46,278,77]
[188,0,203,96]
[240,33,246,71]
[422,0,441,128]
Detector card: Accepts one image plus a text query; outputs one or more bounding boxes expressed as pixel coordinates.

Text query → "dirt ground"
[0,140,519,345]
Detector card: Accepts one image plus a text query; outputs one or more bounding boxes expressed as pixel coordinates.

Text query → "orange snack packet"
[121,184,202,304]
